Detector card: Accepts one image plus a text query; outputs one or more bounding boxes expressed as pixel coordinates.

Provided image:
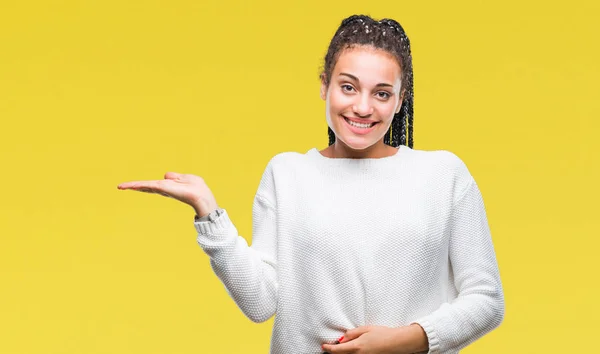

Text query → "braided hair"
[320,15,414,148]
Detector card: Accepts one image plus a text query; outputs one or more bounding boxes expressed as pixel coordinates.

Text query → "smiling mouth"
[342,116,378,129]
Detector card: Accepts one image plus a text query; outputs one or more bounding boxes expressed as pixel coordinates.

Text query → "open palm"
[117,172,218,216]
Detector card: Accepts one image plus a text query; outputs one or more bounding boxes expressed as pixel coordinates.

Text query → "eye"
[377,91,391,100]
[341,84,355,93]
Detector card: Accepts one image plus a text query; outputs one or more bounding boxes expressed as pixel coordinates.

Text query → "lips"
[340,115,380,135]
[341,115,379,125]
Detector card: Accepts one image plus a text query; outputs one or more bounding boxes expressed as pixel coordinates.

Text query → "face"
[321,45,404,151]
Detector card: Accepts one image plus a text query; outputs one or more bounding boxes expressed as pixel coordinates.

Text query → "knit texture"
[194,145,504,353]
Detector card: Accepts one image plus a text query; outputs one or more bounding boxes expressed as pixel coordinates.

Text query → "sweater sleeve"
[194,160,278,323]
[411,176,505,353]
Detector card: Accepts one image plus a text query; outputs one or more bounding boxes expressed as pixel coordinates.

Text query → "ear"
[395,89,405,114]
[320,73,328,101]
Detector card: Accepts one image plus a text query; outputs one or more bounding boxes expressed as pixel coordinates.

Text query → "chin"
[337,126,381,151]
[337,135,378,150]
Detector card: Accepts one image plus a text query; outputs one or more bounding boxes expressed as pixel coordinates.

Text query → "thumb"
[164,172,182,180]
[340,326,372,343]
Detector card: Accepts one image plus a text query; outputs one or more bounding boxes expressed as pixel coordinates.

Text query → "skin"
[321,324,429,354]
[117,172,218,218]
[319,45,406,159]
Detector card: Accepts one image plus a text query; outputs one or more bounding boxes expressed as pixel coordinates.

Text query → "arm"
[194,161,278,323]
[410,177,505,353]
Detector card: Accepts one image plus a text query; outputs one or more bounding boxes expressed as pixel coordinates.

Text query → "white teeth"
[345,117,374,129]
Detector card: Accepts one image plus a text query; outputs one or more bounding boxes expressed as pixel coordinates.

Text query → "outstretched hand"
[117,172,219,216]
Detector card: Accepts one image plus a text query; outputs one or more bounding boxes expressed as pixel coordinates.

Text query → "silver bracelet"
[194,208,224,222]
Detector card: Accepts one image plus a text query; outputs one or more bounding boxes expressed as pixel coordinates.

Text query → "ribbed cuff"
[193,209,234,241]
[410,319,440,354]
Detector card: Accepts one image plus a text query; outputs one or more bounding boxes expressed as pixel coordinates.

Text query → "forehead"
[333,46,402,83]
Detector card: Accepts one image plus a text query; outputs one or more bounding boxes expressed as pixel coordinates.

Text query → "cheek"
[328,90,352,111]
[377,102,397,120]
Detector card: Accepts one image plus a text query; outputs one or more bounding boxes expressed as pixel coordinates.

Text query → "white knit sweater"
[194,145,504,354]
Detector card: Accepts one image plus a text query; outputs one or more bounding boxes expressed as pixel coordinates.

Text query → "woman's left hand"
[321,325,416,354]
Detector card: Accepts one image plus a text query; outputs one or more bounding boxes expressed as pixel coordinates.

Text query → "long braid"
[323,15,414,148]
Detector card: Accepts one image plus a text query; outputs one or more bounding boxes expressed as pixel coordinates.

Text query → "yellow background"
[1,0,598,353]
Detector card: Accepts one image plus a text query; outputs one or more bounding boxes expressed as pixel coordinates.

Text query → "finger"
[122,181,163,193]
[128,182,174,199]
[137,187,155,193]
[342,326,372,342]
[118,181,173,198]
[135,180,164,190]
[117,181,154,190]
[321,341,355,353]
[117,182,138,189]
[164,172,182,180]
[135,188,172,198]
[136,188,170,197]
[135,187,162,196]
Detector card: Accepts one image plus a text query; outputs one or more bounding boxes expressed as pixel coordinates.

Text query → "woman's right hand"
[117,172,219,217]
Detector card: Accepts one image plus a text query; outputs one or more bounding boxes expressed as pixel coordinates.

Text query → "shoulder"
[258,150,309,181]
[255,151,308,204]
[259,151,307,175]
[404,147,474,201]
[267,151,306,166]
[404,147,468,173]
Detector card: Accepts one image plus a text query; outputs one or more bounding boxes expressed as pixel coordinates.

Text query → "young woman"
[118,15,504,354]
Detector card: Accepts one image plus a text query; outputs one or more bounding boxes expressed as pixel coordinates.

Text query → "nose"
[352,93,374,117]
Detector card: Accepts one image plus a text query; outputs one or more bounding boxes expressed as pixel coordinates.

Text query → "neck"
[322,140,397,159]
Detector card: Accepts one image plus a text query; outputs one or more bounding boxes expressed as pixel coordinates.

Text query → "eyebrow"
[338,72,394,88]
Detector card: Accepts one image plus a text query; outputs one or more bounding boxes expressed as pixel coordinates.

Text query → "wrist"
[194,207,224,223]
[393,324,428,353]
[192,201,219,218]
[406,323,429,353]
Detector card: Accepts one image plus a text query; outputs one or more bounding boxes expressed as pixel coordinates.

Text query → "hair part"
[320,14,414,148]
